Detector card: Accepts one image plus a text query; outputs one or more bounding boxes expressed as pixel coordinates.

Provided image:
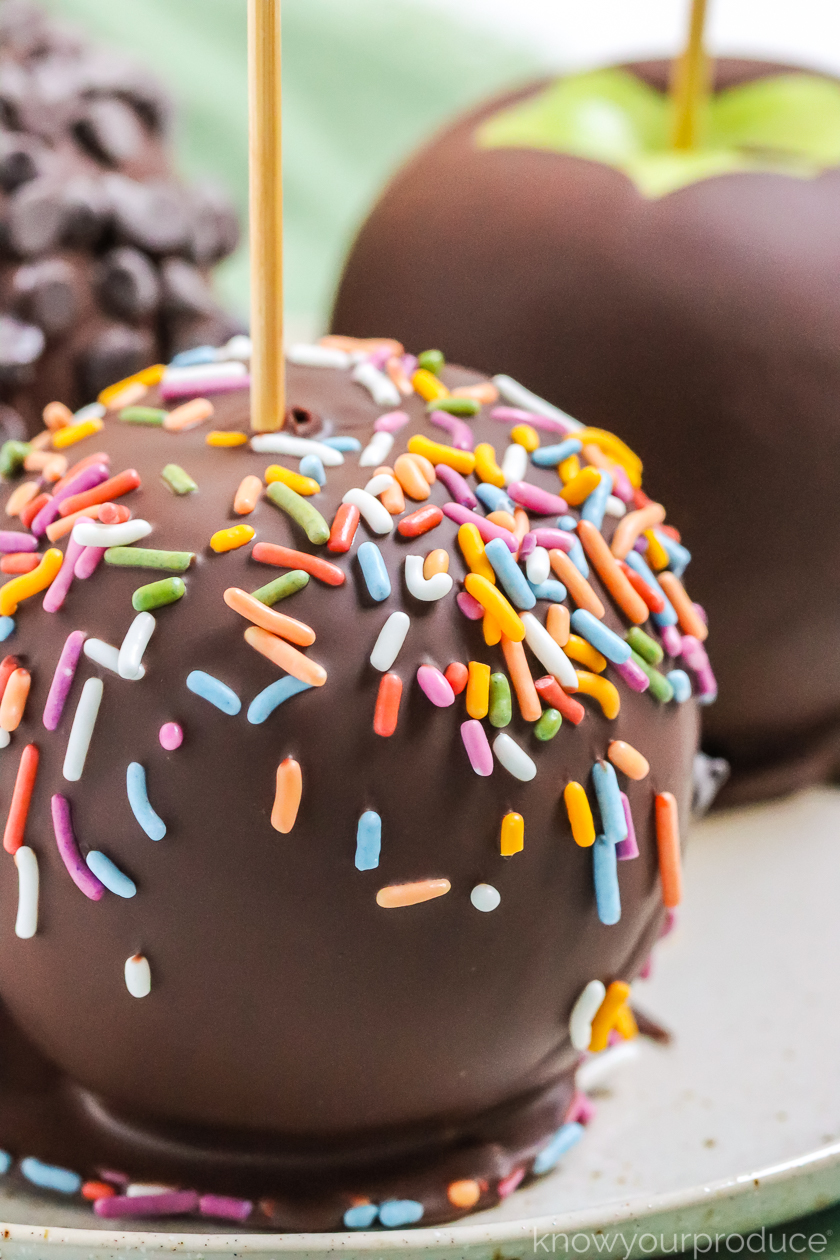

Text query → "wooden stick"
[248,0,285,432]
[670,0,710,151]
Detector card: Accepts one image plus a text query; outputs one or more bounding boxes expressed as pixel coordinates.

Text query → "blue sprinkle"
[485,537,535,610]
[591,761,628,846]
[247,677,312,724]
[475,483,515,515]
[580,470,613,530]
[322,435,361,452]
[624,551,678,628]
[528,579,567,603]
[73,402,106,422]
[357,541,391,602]
[654,529,692,578]
[557,515,577,530]
[126,762,166,841]
[531,438,582,467]
[0,1150,11,1175]
[169,345,216,367]
[20,1157,82,1195]
[299,453,326,486]
[532,1122,585,1175]
[186,670,242,715]
[355,811,382,871]
[379,1200,424,1228]
[86,851,137,898]
[344,1204,379,1229]
[667,669,692,703]
[557,517,590,578]
[570,609,631,665]
[593,835,621,925]
[0,616,14,641]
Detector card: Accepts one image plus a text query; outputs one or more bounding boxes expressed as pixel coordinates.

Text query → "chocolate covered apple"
[331,54,840,805]
[0,337,706,1228]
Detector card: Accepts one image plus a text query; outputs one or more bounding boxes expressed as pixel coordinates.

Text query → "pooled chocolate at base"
[0,360,698,1228]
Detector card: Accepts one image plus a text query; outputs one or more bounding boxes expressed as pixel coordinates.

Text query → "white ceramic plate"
[1,787,839,1259]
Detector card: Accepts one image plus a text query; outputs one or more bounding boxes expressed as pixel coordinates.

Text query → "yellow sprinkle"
[457,523,495,583]
[571,671,621,720]
[510,423,539,452]
[407,435,475,476]
[500,811,524,857]
[265,464,321,496]
[52,418,104,450]
[558,454,581,484]
[644,528,670,571]
[613,1002,639,1041]
[464,573,524,641]
[563,782,595,848]
[589,981,634,1052]
[207,431,248,448]
[98,364,165,408]
[465,661,491,720]
[210,524,255,553]
[474,442,505,487]
[564,634,607,673]
[411,368,449,402]
[575,428,643,489]
[561,466,601,505]
[0,548,63,615]
[105,380,148,411]
[483,612,501,646]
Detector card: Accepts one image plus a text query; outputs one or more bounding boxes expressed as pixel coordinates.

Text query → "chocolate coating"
[0,356,698,1226]
[331,59,837,805]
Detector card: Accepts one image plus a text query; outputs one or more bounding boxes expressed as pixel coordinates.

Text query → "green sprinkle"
[0,440,30,478]
[132,577,186,611]
[162,464,198,495]
[626,626,664,665]
[120,406,166,426]
[417,349,445,375]
[631,650,674,703]
[534,708,563,741]
[426,396,480,416]
[251,570,310,605]
[105,547,195,572]
[488,672,512,728]
[266,480,329,545]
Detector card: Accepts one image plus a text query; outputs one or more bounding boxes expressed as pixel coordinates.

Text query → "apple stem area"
[670,0,711,150]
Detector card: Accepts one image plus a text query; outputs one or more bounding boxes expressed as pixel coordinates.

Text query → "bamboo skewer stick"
[670,0,710,151]
[248,0,285,432]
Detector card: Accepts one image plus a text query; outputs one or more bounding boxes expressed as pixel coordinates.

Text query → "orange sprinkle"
[0,548,62,616]
[5,481,39,517]
[0,668,30,731]
[99,503,130,525]
[570,670,620,719]
[608,739,650,780]
[29,429,52,452]
[223,587,315,646]
[251,542,345,586]
[546,603,570,646]
[82,1181,116,1202]
[98,363,164,408]
[52,417,104,449]
[655,791,682,908]
[386,355,413,395]
[393,453,430,500]
[321,335,403,356]
[42,454,68,483]
[23,450,54,472]
[376,879,451,908]
[589,981,632,1053]
[42,400,73,431]
[610,502,666,560]
[373,672,402,737]
[451,381,499,404]
[444,662,469,695]
[234,474,263,515]
[265,464,320,496]
[548,549,605,619]
[271,757,302,834]
[210,524,255,553]
[0,553,39,575]
[501,635,541,721]
[576,520,648,624]
[513,507,530,546]
[207,430,248,447]
[374,467,405,515]
[58,468,140,518]
[3,742,38,853]
[244,625,327,687]
[18,492,50,530]
[406,452,436,484]
[104,379,148,410]
[486,509,517,532]
[658,571,708,641]
[163,397,214,433]
[423,548,449,579]
[500,811,524,856]
[47,502,125,542]
[447,1179,482,1209]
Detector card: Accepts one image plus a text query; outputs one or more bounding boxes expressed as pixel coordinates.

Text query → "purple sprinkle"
[530,528,575,553]
[0,531,37,554]
[692,601,708,625]
[633,537,647,553]
[518,532,537,560]
[613,657,650,693]
[442,503,517,552]
[456,591,484,621]
[99,1170,130,1187]
[616,792,639,861]
[43,519,93,613]
[199,1194,253,1222]
[159,721,183,751]
[434,463,478,509]
[51,794,104,900]
[490,406,572,435]
[367,345,392,370]
[507,481,568,516]
[161,376,249,400]
[94,1190,200,1219]
[43,630,85,730]
[460,719,493,776]
[74,544,105,580]
[401,353,418,377]
[30,462,110,537]
[660,624,682,657]
[416,664,455,708]
[373,409,409,433]
[429,409,473,451]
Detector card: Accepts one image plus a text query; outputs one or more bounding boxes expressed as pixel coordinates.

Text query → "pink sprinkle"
[660,908,677,938]
[660,624,682,657]
[417,665,455,708]
[460,720,493,776]
[616,792,639,860]
[367,346,392,370]
[610,465,634,504]
[566,1091,597,1125]
[692,601,708,625]
[43,630,85,730]
[0,531,37,554]
[94,1190,200,1219]
[507,481,568,516]
[199,1194,253,1222]
[638,954,653,980]
[442,503,517,552]
[373,409,409,433]
[529,528,575,553]
[98,503,130,525]
[429,409,473,451]
[161,376,249,400]
[30,461,110,537]
[613,657,650,694]
[435,463,478,509]
[497,1168,526,1199]
[159,722,183,751]
[490,406,574,435]
[42,520,92,612]
[74,544,105,580]
[402,354,418,377]
[457,591,484,621]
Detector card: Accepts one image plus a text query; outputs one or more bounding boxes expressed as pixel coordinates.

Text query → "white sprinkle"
[404,555,453,602]
[13,846,38,939]
[525,545,551,586]
[493,732,536,782]
[569,979,607,1052]
[363,472,397,499]
[342,488,392,535]
[359,430,395,468]
[520,611,577,688]
[370,611,410,672]
[352,361,401,408]
[493,375,583,429]
[0,730,9,749]
[286,343,350,369]
[84,639,144,681]
[73,402,106,422]
[605,495,627,518]
[162,361,247,385]
[501,442,528,485]
[72,519,152,548]
[124,953,151,999]
[250,433,344,466]
[118,612,155,680]
[221,333,252,361]
[63,677,104,782]
[125,1183,175,1198]
[576,1039,641,1091]
[470,883,501,913]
